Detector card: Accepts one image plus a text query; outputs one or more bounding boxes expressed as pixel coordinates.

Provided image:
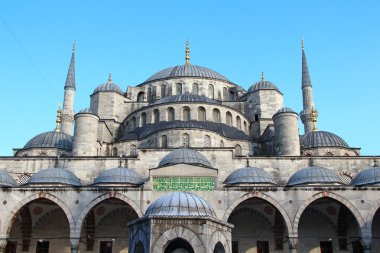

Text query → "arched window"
[213,242,225,253]
[141,112,147,126]
[130,145,138,157]
[161,84,166,98]
[137,92,144,102]
[176,83,182,95]
[229,90,235,100]
[220,140,224,147]
[112,147,118,157]
[131,117,136,129]
[198,107,206,121]
[147,87,153,103]
[135,241,144,253]
[161,135,168,148]
[213,109,220,123]
[226,112,232,126]
[167,107,175,121]
[181,133,190,147]
[204,135,211,147]
[209,84,214,99]
[183,107,190,121]
[235,144,242,156]
[223,87,228,100]
[152,86,157,101]
[236,116,241,130]
[153,109,160,123]
[244,121,248,132]
[192,83,199,95]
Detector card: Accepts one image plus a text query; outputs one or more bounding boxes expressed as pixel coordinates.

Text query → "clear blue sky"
[0,1,379,156]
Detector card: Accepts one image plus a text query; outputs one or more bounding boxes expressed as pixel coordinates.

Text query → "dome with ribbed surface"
[93,79,124,95]
[28,167,81,186]
[351,167,380,186]
[145,192,216,217]
[158,148,211,168]
[93,167,144,185]
[287,166,343,186]
[143,64,230,83]
[153,94,220,105]
[23,131,73,150]
[248,80,280,93]
[0,170,17,187]
[224,167,277,185]
[301,131,349,148]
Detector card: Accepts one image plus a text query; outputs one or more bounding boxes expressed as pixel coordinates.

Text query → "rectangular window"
[320,241,333,253]
[232,241,238,253]
[6,241,17,253]
[257,240,269,253]
[36,241,49,253]
[100,241,113,253]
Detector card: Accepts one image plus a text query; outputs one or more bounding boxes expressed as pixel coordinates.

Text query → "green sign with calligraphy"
[153,177,215,191]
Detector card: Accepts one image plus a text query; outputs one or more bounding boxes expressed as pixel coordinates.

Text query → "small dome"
[158,148,211,168]
[153,94,220,105]
[28,167,81,186]
[276,107,297,114]
[23,131,73,150]
[287,166,343,186]
[301,131,349,148]
[351,167,380,186]
[224,167,277,186]
[0,170,17,187]
[93,76,124,95]
[93,167,144,185]
[145,192,216,217]
[78,108,94,114]
[248,79,280,93]
[144,64,230,83]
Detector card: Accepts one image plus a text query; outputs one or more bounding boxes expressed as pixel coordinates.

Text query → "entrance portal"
[164,238,194,253]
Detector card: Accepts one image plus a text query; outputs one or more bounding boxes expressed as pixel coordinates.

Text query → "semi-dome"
[153,94,220,105]
[158,148,211,168]
[248,77,280,93]
[93,75,124,95]
[301,131,349,148]
[93,167,144,185]
[28,167,81,186]
[287,166,343,186]
[351,167,380,186]
[143,64,230,84]
[145,191,216,217]
[224,167,277,186]
[0,170,17,187]
[23,131,73,150]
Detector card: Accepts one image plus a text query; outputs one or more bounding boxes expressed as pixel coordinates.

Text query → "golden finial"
[55,105,62,132]
[301,37,304,49]
[108,73,112,82]
[311,103,318,131]
[185,40,190,64]
[72,41,76,53]
[261,72,265,81]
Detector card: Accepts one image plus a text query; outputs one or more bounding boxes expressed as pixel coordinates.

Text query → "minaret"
[61,42,76,135]
[300,38,318,134]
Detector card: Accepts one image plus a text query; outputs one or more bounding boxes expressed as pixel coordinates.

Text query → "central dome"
[144,64,230,83]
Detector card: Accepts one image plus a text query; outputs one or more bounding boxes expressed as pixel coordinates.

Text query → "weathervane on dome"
[185,40,190,65]
[108,73,112,83]
[261,72,265,81]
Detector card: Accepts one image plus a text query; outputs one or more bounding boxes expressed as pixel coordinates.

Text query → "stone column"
[362,237,372,253]
[70,237,80,253]
[288,237,298,253]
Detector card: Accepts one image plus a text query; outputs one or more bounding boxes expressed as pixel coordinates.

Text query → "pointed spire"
[302,38,312,88]
[261,72,265,81]
[55,105,62,132]
[64,42,76,90]
[108,73,112,83]
[185,40,190,65]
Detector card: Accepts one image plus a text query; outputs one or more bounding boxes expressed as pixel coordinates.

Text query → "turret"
[273,107,300,156]
[61,43,76,135]
[72,109,99,156]
[299,38,318,134]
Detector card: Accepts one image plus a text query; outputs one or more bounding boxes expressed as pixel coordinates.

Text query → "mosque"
[0,40,378,253]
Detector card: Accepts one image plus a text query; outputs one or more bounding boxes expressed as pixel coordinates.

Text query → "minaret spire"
[185,40,190,65]
[299,38,318,134]
[61,42,77,135]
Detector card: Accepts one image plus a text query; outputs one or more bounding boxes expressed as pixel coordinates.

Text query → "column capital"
[288,236,298,249]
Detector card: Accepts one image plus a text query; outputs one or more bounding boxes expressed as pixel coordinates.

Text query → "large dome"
[158,148,211,168]
[153,94,220,105]
[248,79,280,93]
[23,131,73,150]
[93,167,144,185]
[28,167,81,186]
[301,131,349,148]
[145,192,216,217]
[143,64,230,84]
[287,166,342,186]
[351,167,380,186]
[224,167,277,186]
